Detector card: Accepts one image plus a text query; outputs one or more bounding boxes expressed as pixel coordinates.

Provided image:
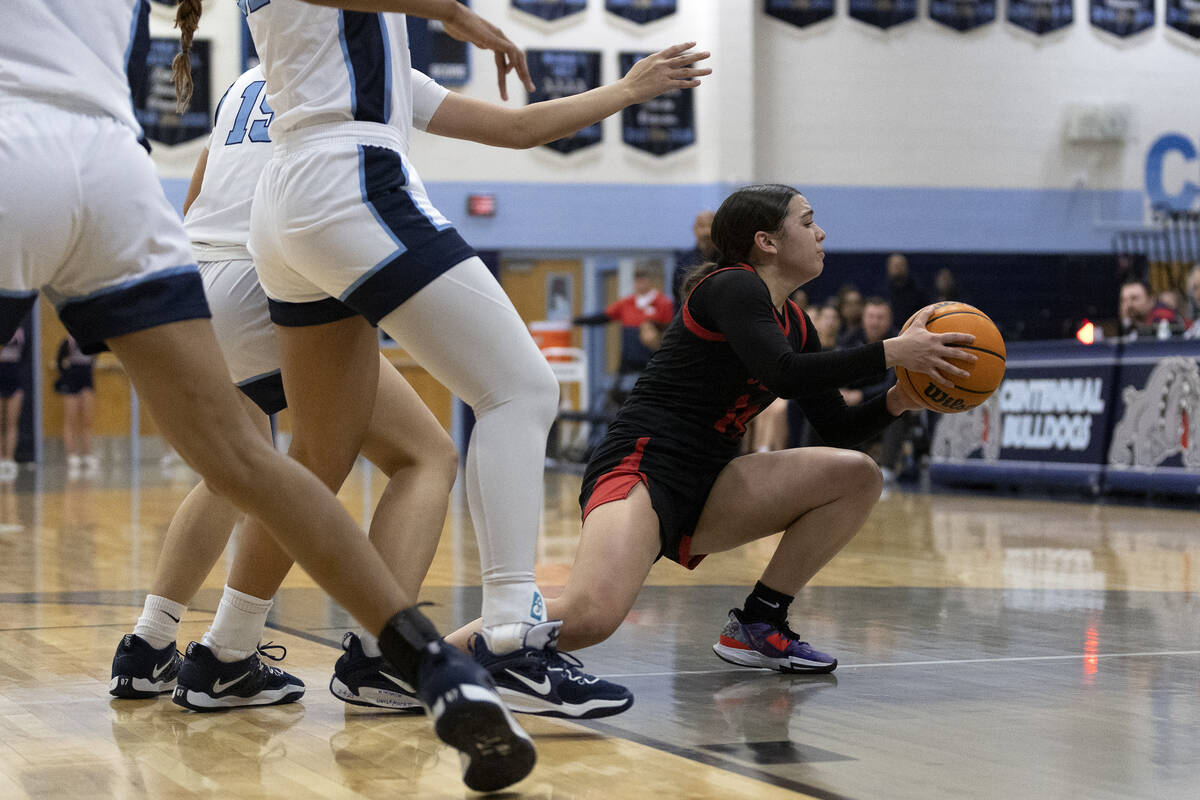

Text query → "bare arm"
[182,147,209,215]
[426,42,710,149]
[300,0,532,100]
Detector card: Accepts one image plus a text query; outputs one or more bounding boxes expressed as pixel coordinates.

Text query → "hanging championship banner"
[527,50,602,154]
[848,0,918,30]
[606,0,676,24]
[408,1,471,85]
[929,0,996,31]
[512,0,588,22]
[619,52,694,156]
[764,0,835,28]
[133,37,212,145]
[1090,0,1154,36]
[1166,0,1200,38]
[1007,0,1073,34]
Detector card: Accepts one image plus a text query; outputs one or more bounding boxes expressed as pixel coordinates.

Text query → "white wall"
[753,0,1200,195]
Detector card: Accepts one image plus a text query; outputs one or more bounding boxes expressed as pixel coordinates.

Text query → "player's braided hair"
[681,184,800,297]
[172,0,204,112]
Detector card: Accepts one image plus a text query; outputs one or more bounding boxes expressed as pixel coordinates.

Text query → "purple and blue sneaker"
[712,609,837,674]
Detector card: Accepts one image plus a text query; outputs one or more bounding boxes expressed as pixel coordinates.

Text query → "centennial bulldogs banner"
[527,50,603,154]
[1007,0,1074,34]
[408,3,471,86]
[619,52,695,156]
[764,0,835,28]
[1166,0,1200,38]
[133,38,212,145]
[1090,0,1154,36]
[606,0,676,24]
[929,0,996,31]
[849,0,918,30]
[512,0,588,22]
[930,339,1200,495]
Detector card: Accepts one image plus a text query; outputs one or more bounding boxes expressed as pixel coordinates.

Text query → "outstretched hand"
[620,42,712,103]
[441,4,534,101]
[886,306,977,388]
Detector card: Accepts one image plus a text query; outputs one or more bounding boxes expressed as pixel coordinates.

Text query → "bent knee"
[842,450,883,499]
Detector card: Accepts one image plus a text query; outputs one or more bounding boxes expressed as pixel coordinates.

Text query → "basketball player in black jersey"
[447,183,975,673]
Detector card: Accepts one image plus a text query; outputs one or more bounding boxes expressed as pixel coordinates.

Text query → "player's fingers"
[658,41,697,59]
[938,332,976,346]
[927,368,954,388]
[512,48,535,93]
[493,51,510,101]
[670,67,712,80]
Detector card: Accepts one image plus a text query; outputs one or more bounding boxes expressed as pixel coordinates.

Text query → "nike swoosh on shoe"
[212,672,251,693]
[382,672,415,693]
[504,670,552,695]
[151,660,174,679]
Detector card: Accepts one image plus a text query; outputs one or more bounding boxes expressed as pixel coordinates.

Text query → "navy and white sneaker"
[109,634,182,699]
[172,641,305,711]
[712,609,838,674]
[413,638,537,793]
[469,620,634,719]
[329,632,423,713]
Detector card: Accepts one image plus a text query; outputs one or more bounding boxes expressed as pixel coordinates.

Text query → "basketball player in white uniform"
[2,2,536,792]
[117,37,707,718]
[227,0,699,712]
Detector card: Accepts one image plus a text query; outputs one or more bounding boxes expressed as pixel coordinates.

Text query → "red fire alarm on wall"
[467,193,496,217]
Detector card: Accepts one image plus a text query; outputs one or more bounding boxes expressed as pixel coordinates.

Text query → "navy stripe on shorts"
[57,267,211,354]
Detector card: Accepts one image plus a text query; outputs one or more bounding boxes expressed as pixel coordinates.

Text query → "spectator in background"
[813,302,842,350]
[836,298,916,482]
[672,210,718,310]
[835,284,865,348]
[886,253,930,325]
[1118,279,1153,339]
[1184,265,1200,338]
[55,335,98,478]
[575,262,675,401]
[933,267,964,305]
[0,328,26,481]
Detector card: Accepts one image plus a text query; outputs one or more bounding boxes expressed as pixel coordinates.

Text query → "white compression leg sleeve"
[379,258,557,649]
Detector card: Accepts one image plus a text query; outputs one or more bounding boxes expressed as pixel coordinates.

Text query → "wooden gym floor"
[0,459,1197,799]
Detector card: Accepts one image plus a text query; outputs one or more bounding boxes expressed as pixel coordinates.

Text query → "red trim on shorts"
[676,534,707,570]
[582,437,651,520]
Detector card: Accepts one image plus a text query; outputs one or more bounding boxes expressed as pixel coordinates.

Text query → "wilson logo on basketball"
[921,382,969,412]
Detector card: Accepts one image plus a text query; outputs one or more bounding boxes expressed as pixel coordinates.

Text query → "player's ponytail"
[680,184,800,297]
[172,0,204,112]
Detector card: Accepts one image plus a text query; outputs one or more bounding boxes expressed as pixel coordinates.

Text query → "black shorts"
[579,435,730,569]
[0,363,22,398]
[54,366,93,395]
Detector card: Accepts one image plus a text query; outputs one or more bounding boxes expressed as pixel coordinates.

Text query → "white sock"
[201,585,272,663]
[359,631,382,658]
[132,594,186,651]
[481,582,547,653]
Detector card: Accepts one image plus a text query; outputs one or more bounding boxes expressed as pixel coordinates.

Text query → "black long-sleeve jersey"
[602,265,899,466]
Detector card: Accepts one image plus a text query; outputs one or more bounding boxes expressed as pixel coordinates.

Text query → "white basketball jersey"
[0,0,142,135]
[186,66,449,258]
[242,0,415,145]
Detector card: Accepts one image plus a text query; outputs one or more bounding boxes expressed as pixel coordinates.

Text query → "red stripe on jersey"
[582,437,650,520]
[789,300,808,350]
[680,264,758,342]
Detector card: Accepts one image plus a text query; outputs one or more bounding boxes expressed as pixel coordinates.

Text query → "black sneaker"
[469,620,634,719]
[413,638,537,793]
[329,632,423,712]
[172,641,305,711]
[109,634,182,699]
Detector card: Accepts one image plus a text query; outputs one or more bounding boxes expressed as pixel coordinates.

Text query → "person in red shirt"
[575,263,675,397]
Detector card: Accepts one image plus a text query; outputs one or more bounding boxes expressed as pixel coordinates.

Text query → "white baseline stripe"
[599,649,1200,679]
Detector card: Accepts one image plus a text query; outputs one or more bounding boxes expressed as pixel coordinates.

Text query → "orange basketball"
[894,301,1006,414]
